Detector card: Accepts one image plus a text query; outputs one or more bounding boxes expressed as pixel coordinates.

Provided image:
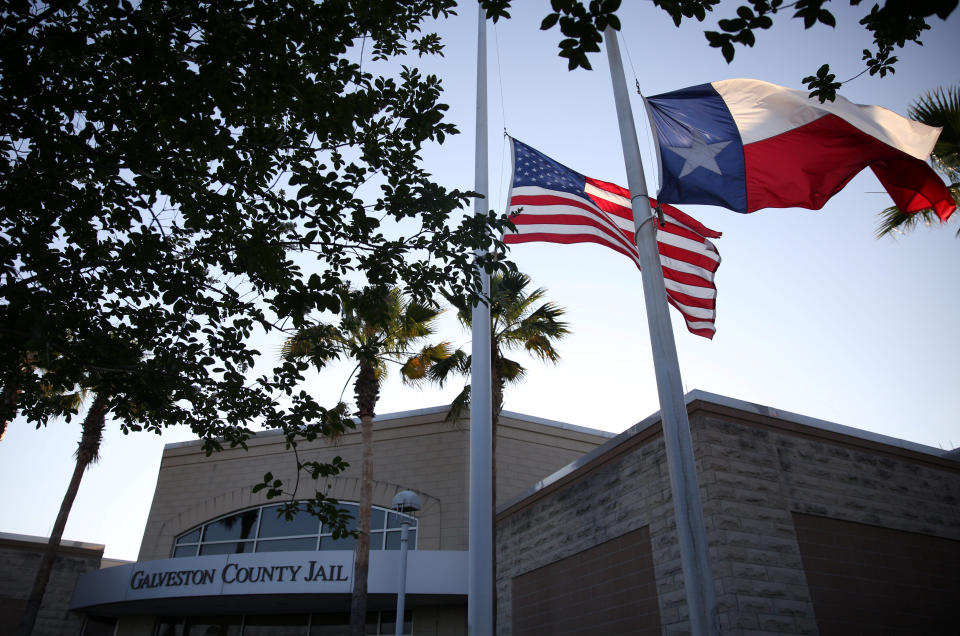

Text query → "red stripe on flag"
[506,139,721,338]
[503,232,640,264]
[507,212,638,255]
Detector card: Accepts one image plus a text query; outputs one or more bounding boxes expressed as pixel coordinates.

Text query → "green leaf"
[722,41,735,62]
[541,13,560,30]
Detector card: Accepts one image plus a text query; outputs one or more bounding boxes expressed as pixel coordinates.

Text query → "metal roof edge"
[500,410,616,438]
[684,389,951,458]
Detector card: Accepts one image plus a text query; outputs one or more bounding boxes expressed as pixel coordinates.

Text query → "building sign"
[68,551,355,609]
[71,550,468,613]
[128,558,350,592]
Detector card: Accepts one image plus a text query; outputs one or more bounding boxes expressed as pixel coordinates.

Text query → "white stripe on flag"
[504,138,722,338]
[664,279,716,299]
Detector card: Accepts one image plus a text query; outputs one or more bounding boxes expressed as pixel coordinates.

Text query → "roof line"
[0,531,105,552]
[498,389,955,515]
[501,410,615,438]
[164,405,612,450]
[684,389,948,457]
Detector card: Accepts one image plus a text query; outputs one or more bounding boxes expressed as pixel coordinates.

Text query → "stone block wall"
[496,424,676,635]
[0,534,104,636]
[497,398,960,635]
[696,404,960,634]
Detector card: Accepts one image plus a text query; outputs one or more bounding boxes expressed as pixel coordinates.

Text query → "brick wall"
[497,399,960,635]
[792,512,960,634]
[512,526,661,635]
[496,424,675,635]
[0,535,104,636]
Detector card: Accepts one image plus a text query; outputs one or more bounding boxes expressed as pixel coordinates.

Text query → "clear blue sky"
[1,2,957,560]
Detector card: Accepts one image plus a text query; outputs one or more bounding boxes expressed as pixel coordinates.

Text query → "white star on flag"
[664,130,731,177]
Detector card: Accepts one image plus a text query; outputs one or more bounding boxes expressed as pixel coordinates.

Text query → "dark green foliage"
[1,0,510,463]
[482,0,956,101]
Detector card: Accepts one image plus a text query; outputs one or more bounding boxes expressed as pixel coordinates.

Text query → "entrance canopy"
[71,550,467,616]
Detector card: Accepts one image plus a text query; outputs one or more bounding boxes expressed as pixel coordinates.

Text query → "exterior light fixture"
[391,490,422,636]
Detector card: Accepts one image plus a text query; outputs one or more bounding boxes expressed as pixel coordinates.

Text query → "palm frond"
[909,85,960,179]
[498,357,527,383]
[427,349,471,386]
[400,342,452,386]
[875,185,960,238]
[443,384,471,425]
[281,323,344,367]
[521,334,563,363]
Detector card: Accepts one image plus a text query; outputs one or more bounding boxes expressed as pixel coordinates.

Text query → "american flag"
[504,137,722,339]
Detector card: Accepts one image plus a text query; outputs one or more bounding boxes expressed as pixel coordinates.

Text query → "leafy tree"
[1,1,506,441]
[2,3,508,632]
[281,285,449,636]
[875,85,960,237]
[480,0,958,101]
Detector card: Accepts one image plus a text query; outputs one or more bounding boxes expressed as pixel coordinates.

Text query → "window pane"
[199,541,254,556]
[369,531,384,551]
[155,617,183,636]
[370,508,385,530]
[365,611,378,636]
[378,610,411,635]
[176,529,201,544]
[203,509,260,542]
[380,610,397,635]
[258,504,319,539]
[408,529,416,548]
[173,544,199,558]
[242,614,308,636]
[337,505,358,533]
[384,531,401,551]
[310,613,349,636]
[319,535,356,551]
[255,537,317,553]
[386,512,414,529]
[183,616,241,636]
[82,615,117,636]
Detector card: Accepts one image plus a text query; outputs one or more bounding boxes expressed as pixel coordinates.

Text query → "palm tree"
[18,392,108,636]
[429,270,569,435]
[281,285,448,636]
[426,271,569,616]
[876,85,960,238]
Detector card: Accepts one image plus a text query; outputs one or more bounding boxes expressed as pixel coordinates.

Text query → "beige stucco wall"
[495,398,960,635]
[138,408,609,563]
[120,408,608,636]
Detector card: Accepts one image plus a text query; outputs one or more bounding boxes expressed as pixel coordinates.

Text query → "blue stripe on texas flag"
[647,83,748,213]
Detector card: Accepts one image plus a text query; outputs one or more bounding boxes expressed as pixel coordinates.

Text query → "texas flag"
[645,79,955,221]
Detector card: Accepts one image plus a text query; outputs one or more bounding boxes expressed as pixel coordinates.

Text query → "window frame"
[172,501,417,557]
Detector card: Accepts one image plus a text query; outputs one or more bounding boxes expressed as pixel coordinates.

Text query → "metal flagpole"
[468,4,494,635]
[604,27,719,635]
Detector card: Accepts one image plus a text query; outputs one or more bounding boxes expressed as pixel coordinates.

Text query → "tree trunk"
[18,393,108,636]
[350,363,378,636]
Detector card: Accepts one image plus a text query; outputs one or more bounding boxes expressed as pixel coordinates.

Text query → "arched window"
[172,501,417,557]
